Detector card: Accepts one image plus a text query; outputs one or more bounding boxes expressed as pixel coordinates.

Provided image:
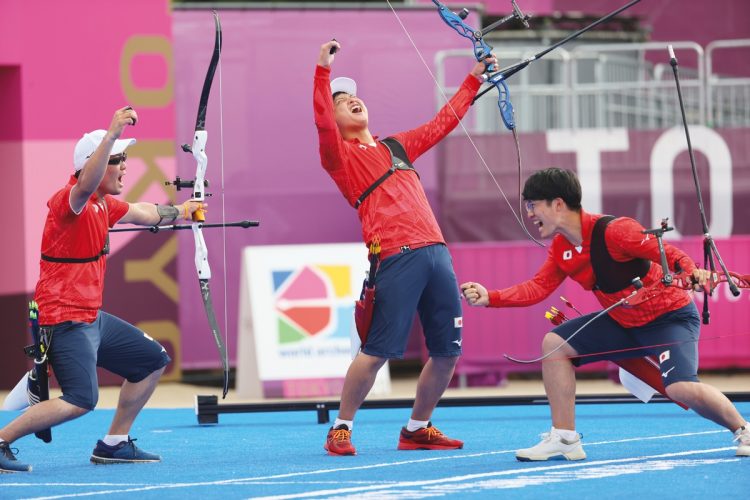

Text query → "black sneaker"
[90,437,161,464]
[0,442,32,473]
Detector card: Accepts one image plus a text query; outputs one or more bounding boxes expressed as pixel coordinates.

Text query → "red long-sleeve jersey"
[313,65,480,256]
[487,210,696,327]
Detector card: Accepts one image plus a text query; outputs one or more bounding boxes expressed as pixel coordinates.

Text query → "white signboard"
[237,243,390,398]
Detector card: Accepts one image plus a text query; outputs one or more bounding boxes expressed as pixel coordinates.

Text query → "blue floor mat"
[2,401,748,499]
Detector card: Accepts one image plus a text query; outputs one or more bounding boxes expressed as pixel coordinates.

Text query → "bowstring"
[217,20,229,383]
[511,127,544,246]
[385,0,530,238]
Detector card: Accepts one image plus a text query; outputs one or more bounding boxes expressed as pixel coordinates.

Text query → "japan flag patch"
[659,350,671,363]
[454,317,463,328]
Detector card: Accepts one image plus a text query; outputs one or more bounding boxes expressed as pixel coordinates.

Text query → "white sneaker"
[516,427,586,462]
[735,426,750,457]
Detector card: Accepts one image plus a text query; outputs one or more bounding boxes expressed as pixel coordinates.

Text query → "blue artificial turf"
[1,401,748,499]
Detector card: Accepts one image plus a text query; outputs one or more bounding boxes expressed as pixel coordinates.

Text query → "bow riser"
[623,271,749,308]
[433,0,496,71]
[193,224,211,280]
[191,130,208,203]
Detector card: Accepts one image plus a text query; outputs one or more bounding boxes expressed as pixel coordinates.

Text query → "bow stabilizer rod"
[481,0,531,36]
[110,220,259,233]
[667,44,740,322]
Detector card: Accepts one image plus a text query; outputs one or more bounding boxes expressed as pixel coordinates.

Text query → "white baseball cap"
[331,76,357,96]
[73,129,136,171]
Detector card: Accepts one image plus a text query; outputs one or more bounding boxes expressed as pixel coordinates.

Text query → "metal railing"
[707,39,750,128]
[435,39,750,133]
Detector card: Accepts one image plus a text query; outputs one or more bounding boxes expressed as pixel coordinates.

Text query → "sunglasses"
[108,152,127,165]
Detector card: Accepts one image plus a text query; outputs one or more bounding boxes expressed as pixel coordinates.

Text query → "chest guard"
[590,215,651,293]
[354,137,418,209]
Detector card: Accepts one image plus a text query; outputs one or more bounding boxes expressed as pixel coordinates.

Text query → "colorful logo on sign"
[273,265,353,343]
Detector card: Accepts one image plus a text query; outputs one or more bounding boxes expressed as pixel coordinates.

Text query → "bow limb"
[504,294,633,364]
[195,235,229,399]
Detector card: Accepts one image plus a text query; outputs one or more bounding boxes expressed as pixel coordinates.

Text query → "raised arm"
[71,107,137,212]
[394,55,496,161]
[313,40,348,173]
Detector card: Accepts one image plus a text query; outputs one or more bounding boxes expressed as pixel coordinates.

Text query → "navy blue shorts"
[552,302,700,386]
[46,311,171,410]
[362,243,463,359]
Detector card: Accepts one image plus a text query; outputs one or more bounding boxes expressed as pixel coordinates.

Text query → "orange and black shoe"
[324,424,356,456]
[397,422,464,450]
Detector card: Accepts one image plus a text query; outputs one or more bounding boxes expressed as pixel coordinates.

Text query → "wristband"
[156,204,180,225]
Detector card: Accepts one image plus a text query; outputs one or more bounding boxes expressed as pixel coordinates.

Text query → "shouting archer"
[0,107,202,473]
[461,167,749,461]
[314,40,497,456]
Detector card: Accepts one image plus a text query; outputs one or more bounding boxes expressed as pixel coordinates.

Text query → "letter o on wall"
[120,35,174,107]
[650,126,733,238]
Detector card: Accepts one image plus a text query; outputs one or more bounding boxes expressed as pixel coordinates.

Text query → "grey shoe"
[90,437,161,464]
[516,427,586,462]
[0,442,32,473]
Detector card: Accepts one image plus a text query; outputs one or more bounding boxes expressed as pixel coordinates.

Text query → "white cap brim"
[331,76,357,96]
[73,129,136,171]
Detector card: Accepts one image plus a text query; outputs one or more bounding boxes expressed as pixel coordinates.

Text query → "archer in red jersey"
[0,107,203,473]
[461,168,749,461]
[314,40,495,456]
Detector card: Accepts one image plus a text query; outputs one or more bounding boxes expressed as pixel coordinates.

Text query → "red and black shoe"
[397,422,463,450]
[324,424,356,456]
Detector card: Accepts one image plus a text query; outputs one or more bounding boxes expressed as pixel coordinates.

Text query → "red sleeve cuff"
[487,290,503,308]
[464,73,481,92]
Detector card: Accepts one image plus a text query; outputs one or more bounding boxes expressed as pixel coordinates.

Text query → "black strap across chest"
[41,234,110,264]
[354,137,418,209]
[590,215,651,293]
